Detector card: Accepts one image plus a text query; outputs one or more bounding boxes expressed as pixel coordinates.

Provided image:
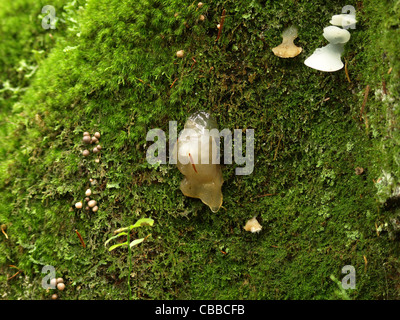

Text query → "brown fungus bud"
[82,150,90,157]
[82,135,91,144]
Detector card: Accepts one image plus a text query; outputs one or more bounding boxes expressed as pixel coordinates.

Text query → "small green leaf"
[104,232,128,247]
[129,238,145,248]
[130,218,154,229]
[108,242,128,251]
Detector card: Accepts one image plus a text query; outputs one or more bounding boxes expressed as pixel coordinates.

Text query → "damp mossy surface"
[0,0,399,300]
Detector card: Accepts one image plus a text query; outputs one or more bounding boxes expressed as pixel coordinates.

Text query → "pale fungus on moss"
[176,50,184,58]
[88,200,97,208]
[57,283,65,291]
[172,111,223,213]
[244,217,262,233]
[85,189,92,197]
[82,150,90,157]
[75,202,83,209]
[272,26,302,58]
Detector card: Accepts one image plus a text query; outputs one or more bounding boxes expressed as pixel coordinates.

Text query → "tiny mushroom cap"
[91,136,99,144]
[94,132,101,139]
[56,278,64,284]
[198,2,203,8]
[217,23,220,29]
[83,132,90,136]
[176,50,185,58]
[57,282,65,291]
[50,278,57,288]
[82,135,91,144]
[323,26,351,44]
[243,217,262,233]
[330,14,356,29]
[199,14,205,21]
[93,147,99,153]
[85,189,92,197]
[272,26,302,58]
[51,294,58,300]
[82,150,90,157]
[92,206,99,212]
[96,144,102,150]
[88,200,97,208]
[75,202,83,209]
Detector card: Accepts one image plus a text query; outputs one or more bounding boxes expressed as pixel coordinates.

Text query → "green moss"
[1,0,400,299]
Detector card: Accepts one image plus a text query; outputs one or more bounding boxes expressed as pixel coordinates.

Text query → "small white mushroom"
[56,278,64,284]
[51,293,58,300]
[75,202,83,209]
[85,189,92,197]
[88,200,97,208]
[93,147,99,153]
[50,278,57,288]
[198,2,203,8]
[83,132,90,137]
[244,217,262,233]
[94,132,101,139]
[176,50,185,58]
[322,26,351,44]
[330,14,356,29]
[304,43,345,72]
[92,206,99,212]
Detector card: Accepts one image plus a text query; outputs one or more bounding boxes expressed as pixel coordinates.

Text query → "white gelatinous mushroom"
[304,43,345,72]
[304,26,350,72]
[244,217,262,233]
[272,26,302,58]
[322,26,351,44]
[330,14,356,29]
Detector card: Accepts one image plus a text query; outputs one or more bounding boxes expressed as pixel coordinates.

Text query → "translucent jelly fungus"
[304,26,351,72]
[173,111,223,213]
[272,26,302,58]
[244,217,262,233]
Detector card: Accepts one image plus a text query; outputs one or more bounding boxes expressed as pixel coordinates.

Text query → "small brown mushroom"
[93,147,99,153]
[91,136,98,144]
[198,2,203,8]
[56,278,64,284]
[94,132,101,139]
[83,132,90,137]
[51,294,58,300]
[272,26,302,58]
[82,150,90,157]
[96,144,102,151]
[82,135,91,144]
[355,167,364,175]
[199,15,205,21]
[57,283,65,291]
[176,50,185,58]
[92,206,99,212]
